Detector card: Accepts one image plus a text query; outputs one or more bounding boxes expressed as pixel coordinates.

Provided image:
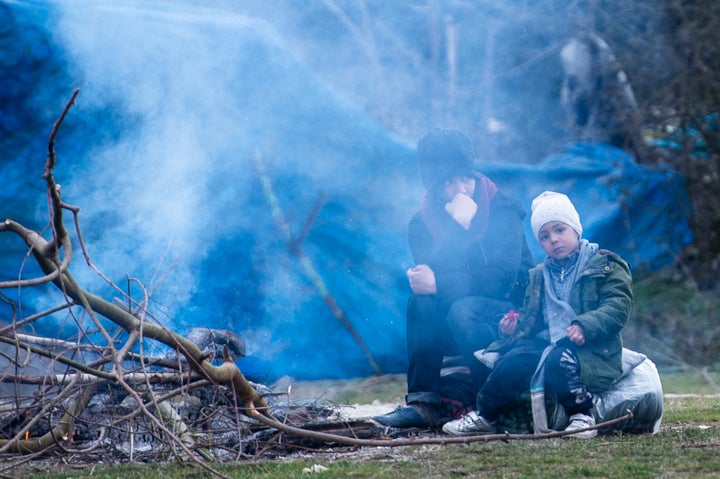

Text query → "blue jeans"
[405,294,511,405]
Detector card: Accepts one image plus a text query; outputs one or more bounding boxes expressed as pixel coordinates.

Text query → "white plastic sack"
[550,348,664,434]
[593,348,664,433]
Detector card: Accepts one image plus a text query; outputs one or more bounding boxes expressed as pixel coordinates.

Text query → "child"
[442,191,633,438]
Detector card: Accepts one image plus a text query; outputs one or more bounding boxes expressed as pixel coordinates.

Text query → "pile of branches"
[0,348,373,464]
[0,90,279,474]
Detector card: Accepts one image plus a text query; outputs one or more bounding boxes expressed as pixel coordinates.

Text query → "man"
[374,128,534,428]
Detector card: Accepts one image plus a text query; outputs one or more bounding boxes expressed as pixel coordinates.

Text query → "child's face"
[442,175,476,201]
[538,221,580,260]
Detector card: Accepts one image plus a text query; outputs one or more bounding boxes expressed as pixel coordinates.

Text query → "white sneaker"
[565,413,598,439]
[442,411,496,436]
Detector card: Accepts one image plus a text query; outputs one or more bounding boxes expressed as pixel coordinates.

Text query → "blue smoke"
[2,0,420,380]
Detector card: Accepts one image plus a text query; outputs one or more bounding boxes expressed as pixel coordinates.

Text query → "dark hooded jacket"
[408,187,535,308]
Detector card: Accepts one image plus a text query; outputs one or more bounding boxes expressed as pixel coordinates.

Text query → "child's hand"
[407,264,437,295]
[444,193,477,230]
[567,324,585,345]
[499,310,519,335]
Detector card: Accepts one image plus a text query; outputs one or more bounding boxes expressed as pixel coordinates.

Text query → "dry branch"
[250,409,634,447]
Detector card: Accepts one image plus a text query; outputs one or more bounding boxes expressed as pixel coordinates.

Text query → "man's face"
[442,175,476,201]
[538,221,580,260]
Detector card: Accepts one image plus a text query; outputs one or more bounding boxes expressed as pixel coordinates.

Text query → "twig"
[0,303,74,336]
[0,376,93,454]
[290,192,326,254]
[0,371,196,385]
[0,334,115,380]
[43,88,79,249]
[0,220,71,288]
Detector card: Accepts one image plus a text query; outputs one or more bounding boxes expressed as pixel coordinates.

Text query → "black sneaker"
[373,404,436,427]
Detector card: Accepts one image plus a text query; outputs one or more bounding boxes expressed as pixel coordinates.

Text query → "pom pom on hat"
[530,191,582,240]
[416,128,476,190]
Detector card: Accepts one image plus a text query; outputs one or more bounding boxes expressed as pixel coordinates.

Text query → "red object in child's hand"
[499,309,519,335]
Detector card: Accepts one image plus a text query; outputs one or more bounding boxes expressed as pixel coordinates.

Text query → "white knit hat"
[530,191,583,240]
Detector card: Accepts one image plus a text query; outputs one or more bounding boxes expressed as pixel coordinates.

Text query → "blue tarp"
[0,1,693,380]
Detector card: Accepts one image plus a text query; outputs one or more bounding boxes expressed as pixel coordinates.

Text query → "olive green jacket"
[494,249,633,392]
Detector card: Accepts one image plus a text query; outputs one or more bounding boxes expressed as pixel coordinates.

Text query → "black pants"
[405,294,511,405]
[544,342,594,416]
[476,337,593,421]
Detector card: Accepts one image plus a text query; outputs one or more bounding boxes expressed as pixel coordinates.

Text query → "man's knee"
[447,296,506,330]
[446,297,472,324]
[544,345,564,370]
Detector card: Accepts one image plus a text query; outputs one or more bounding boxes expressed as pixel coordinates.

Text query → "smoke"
[27,0,417,379]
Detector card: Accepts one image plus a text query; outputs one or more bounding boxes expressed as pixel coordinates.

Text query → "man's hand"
[407,264,437,295]
[567,324,586,345]
[444,193,477,230]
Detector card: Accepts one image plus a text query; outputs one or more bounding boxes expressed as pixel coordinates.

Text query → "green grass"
[661,368,720,395]
[15,393,720,479]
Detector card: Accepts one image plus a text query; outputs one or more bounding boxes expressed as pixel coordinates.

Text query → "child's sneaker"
[565,413,598,439]
[442,410,496,436]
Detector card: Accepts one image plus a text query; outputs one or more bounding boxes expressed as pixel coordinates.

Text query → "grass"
[662,368,720,395]
[15,376,720,479]
[20,397,720,479]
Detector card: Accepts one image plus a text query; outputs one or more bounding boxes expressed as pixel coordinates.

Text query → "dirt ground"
[274,373,407,420]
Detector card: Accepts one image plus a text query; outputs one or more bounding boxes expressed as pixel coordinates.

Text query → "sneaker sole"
[441,425,496,436]
[565,430,598,439]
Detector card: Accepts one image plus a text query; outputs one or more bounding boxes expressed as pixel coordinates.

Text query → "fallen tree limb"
[0,377,94,454]
[0,371,199,386]
[19,226,268,413]
[248,409,634,447]
[0,334,116,381]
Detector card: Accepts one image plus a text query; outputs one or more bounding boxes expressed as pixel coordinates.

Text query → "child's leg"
[476,338,545,421]
[544,344,593,415]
